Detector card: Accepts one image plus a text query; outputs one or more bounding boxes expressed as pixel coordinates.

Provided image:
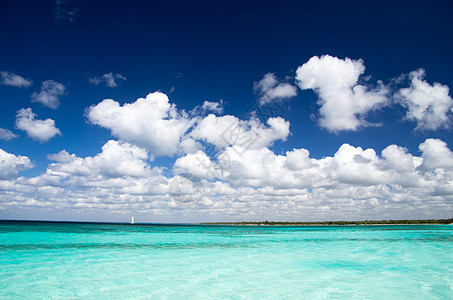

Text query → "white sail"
[131,216,135,224]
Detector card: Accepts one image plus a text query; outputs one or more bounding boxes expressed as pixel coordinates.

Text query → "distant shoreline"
[0,218,451,226]
[202,218,453,226]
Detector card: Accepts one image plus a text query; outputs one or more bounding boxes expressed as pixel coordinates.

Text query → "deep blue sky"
[2,0,452,156]
[0,0,452,222]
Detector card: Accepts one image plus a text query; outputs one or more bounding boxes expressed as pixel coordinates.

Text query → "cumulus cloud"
[1,138,452,222]
[254,73,297,104]
[418,138,453,171]
[31,80,66,109]
[0,148,34,179]
[296,55,389,132]
[4,84,453,221]
[396,69,453,130]
[190,114,290,151]
[15,108,61,142]
[87,92,290,159]
[0,128,18,141]
[176,137,453,193]
[174,150,218,179]
[179,137,203,154]
[381,145,422,173]
[326,144,389,186]
[86,92,193,156]
[89,72,126,87]
[47,140,152,179]
[0,71,33,88]
[32,140,166,195]
[163,138,451,222]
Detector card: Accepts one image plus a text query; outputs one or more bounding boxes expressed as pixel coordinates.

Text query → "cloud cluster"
[0,71,33,88]
[31,80,66,109]
[1,55,453,222]
[15,108,61,142]
[396,69,453,130]
[1,136,452,222]
[176,141,423,190]
[0,140,169,216]
[89,73,126,87]
[296,55,453,133]
[86,92,193,157]
[296,55,389,132]
[254,73,297,104]
[87,92,290,158]
[9,91,432,221]
[172,138,453,218]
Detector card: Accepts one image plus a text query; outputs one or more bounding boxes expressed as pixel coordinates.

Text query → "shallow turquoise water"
[0,222,452,299]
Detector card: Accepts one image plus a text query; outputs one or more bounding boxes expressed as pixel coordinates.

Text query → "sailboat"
[131,216,135,225]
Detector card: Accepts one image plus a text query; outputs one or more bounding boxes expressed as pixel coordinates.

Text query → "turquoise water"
[0,222,452,299]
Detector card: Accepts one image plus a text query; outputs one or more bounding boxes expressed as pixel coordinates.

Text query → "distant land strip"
[202,218,453,226]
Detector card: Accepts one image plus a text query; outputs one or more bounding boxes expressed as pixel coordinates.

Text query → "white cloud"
[87,91,292,160]
[254,73,297,104]
[381,145,422,172]
[175,143,404,189]
[396,69,453,130]
[190,100,225,116]
[222,146,300,188]
[86,92,193,156]
[0,128,18,141]
[418,138,453,171]
[31,80,66,109]
[285,148,312,170]
[89,72,126,87]
[326,144,389,186]
[211,141,437,191]
[201,100,224,114]
[190,114,290,150]
[174,150,219,179]
[47,140,152,179]
[15,108,61,142]
[3,79,453,222]
[179,137,203,154]
[1,138,452,222]
[39,140,166,195]
[0,140,168,218]
[296,55,389,132]
[0,148,34,179]
[0,71,33,88]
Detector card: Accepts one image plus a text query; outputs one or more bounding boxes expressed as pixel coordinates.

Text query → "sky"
[0,0,452,223]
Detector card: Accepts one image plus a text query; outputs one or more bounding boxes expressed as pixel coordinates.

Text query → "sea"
[0,221,452,299]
